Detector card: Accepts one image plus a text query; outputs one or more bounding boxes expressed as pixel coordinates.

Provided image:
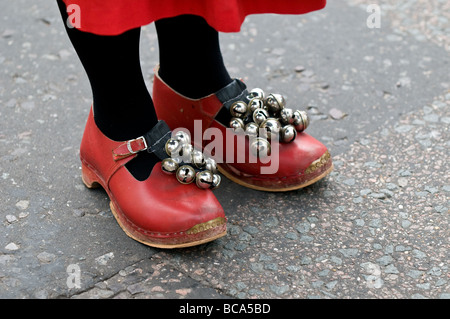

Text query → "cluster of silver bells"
[161,130,221,190]
[229,88,310,157]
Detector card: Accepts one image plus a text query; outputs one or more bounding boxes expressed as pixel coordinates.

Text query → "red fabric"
[63,0,326,35]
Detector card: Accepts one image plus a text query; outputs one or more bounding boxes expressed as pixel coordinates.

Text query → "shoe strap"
[112,120,171,161]
[214,79,249,126]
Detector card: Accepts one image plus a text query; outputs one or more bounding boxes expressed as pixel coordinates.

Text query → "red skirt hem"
[63,0,326,35]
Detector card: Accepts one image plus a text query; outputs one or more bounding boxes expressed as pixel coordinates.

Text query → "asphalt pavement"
[0,0,448,300]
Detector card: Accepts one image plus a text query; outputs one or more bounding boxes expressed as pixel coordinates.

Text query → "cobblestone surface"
[0,1,448,299]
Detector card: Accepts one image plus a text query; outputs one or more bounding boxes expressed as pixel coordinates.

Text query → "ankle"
[158,66,232,99]
[93,104,158,141]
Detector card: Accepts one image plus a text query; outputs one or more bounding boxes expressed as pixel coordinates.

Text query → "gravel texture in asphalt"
[0,0,448,299]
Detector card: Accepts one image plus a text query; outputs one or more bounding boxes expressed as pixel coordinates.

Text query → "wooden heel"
[81,161,101,189]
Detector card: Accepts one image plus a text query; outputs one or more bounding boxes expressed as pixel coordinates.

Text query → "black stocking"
[57,0,159,181]
[155,15,232,99]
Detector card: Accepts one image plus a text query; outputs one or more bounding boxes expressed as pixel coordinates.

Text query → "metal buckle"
[127,136,147,154]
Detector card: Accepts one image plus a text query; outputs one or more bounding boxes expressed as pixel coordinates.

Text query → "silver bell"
[293,110,309,132]
[259,118,281,140]
[250,137,271,158]
[161,158,179,174]
[204,157,218,173]
[279,108,295,125]
[252,108,269,125]
[173,129,191,146]
[171,156,183,164]
[176,165,196,184]
[195,170,214,189]
[248,98,267,112]
[191,149,206,169]
[244,122,259,137]
[165,138,182,157]
[230,101,248,118]
[265,93,286,114]
[247,88,265,100]
[210,174,221,190]
[229,117,245,132]
[280,124,297,143]
[179,143,194,163]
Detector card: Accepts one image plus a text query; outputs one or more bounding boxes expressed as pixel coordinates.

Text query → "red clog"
[79,107,226,248]
[152,67,333,192]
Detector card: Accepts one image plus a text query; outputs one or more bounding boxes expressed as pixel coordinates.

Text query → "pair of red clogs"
[79,68,333,248]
